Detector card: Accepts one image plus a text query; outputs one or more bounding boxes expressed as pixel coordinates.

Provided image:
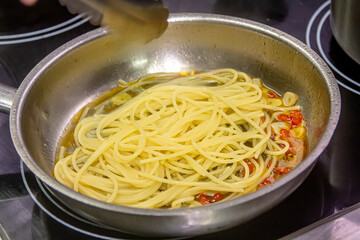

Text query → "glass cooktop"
[0,0,359,239]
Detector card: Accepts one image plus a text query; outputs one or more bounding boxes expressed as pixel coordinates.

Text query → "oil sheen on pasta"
[54,69,307,209]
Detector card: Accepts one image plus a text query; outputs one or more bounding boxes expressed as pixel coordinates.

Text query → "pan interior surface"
[14,14,338,237]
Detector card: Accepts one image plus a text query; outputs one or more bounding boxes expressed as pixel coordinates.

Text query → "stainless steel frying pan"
[0,14,340,238]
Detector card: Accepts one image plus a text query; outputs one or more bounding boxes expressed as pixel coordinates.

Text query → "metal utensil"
[0,14,340,238]
[59,0,169,42]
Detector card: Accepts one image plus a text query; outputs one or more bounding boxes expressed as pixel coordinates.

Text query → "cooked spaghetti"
[54,69,306,209]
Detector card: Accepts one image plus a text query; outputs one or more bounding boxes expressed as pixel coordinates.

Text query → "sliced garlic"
[267,98,282,107]
[290,126,306,138]
[271,121,291,134]
[253,78,263,87]
[110,92,132,105]
[259,97,267,104]
[118,79,128,87]
[283,92,298,106]
[272,111,283,120]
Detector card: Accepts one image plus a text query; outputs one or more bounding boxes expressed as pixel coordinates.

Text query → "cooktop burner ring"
[0,14,89,45]
[306,0,360,96]
[20,160,139,240]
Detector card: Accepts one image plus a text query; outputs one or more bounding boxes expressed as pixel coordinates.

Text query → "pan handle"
[0,83,16,114]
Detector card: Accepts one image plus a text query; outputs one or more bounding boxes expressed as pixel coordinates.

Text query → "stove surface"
[0,0,359,239]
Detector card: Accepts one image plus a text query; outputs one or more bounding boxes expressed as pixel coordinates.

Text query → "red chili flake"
[198,194,210,205]
[278,114,292,123]
[210,193,223,203]
[278,111,303,129]
[267,160,272,168]
[274,167,291,174]
[280,129,289,140]
[279,143,286,148]
[289,110,303,127]
[286,148,295,155]
[258,176,276,189]
[266,176,276,183]
[268,91,278,98]
[245,159,255,174]
[261,116,266,123]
